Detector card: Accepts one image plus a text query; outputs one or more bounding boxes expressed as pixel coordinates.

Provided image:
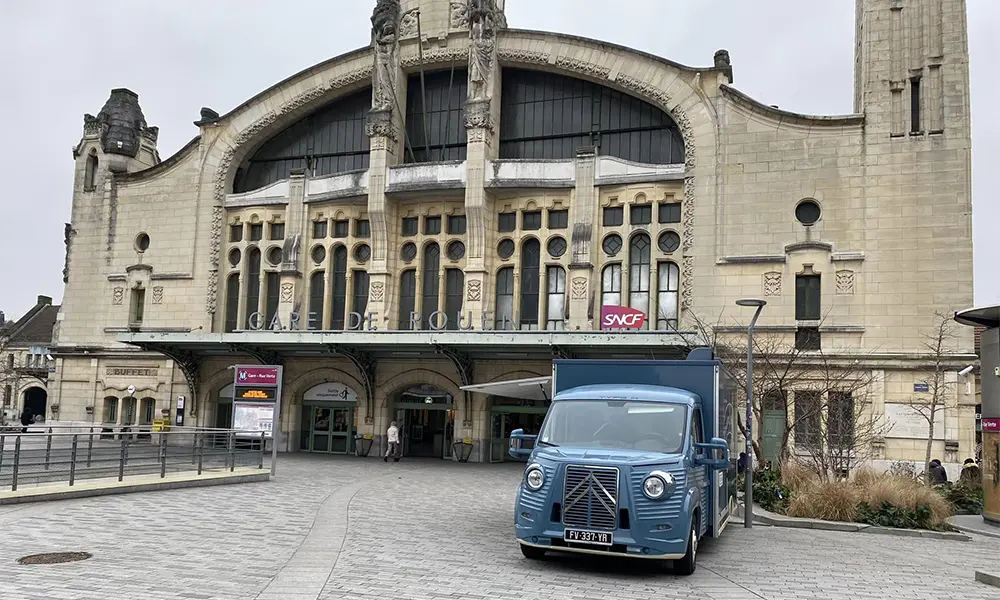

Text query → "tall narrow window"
[398,270,417,329]
[628,234,651,327]
[265,272,280,328]
[269,222,285,240]
[84,153,98,191]
[656,262,679,330]
[794,391,822,451]
[122,397,137,425]
[352,270,370,320]
[495,267,515,330]
[910,77,922,133]
[795,274,821,320]
[601,264,622,307]
[309,271,325,330]
[827,391,855,456]
[330,246,348,329]
[546,266,566,330]
[130,287,146,327]
[245,248,261,327]
[225,273,240,333]
[519,239,541,330]
[422,243,440,329]
[141,398,156,424]
[103,396,119,424]
[445,269,465,330]
[249,223,264,242]
[230,224,243,243]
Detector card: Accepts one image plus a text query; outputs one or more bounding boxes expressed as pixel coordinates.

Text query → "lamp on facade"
[736,298,766,528]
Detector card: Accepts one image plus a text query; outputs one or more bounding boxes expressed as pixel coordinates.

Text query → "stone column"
[280,169,305,329]
[567,146,597,330]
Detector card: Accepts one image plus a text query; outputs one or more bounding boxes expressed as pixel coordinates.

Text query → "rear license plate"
[564,529,613,545]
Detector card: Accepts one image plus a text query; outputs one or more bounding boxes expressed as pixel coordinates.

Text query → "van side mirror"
[694,437,730,470]
[508,428,537,458]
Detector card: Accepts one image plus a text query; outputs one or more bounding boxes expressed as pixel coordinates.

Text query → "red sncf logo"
[600,305,646,329]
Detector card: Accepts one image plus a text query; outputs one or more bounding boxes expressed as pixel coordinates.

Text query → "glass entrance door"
[490,411,547,463]
[305,406,354,454]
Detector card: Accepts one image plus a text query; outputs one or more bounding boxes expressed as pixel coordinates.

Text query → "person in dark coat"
[19,408,32,433]
[959,458,981,487]
[928,459,949,485]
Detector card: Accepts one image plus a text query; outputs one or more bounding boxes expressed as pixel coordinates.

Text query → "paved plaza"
[0,455,997,600]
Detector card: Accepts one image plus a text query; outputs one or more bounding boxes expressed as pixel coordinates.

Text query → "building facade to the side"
[49,0,976,467]
[1,296,59,424]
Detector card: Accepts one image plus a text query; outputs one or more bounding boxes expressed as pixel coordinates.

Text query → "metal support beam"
[328,345,377,424]
[147,344,201,417]
[435,344,475,426]
[551,345,574,360]
[240,344,285,367]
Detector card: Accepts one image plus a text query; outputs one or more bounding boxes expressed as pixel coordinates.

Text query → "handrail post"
[160,431,167,478]
[87,430,94,467]
[0,434,5,473]
[228,431,235,473]
[69,434,79,486]
[118,439,126,482]
[259,430,265,469]
[191,431,197,465]
[44,427,52,471]
[12,436,21,492]
[197,434,204,475]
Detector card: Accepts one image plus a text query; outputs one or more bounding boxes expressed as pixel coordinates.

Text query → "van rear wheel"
[672,519,698,576]
[519,543,546,560]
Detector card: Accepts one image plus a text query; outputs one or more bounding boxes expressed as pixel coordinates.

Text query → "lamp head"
[736,298,767,308]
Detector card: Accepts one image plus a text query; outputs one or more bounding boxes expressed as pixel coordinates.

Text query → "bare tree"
[674,312,890,479]
[908,312,958,481]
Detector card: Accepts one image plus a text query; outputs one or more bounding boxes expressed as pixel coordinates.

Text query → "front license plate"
[564,529,613,546]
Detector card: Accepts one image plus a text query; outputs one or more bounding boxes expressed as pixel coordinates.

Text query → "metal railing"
[0,425,275,492]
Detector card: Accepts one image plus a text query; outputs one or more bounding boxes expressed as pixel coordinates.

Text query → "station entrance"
[393,384,455,459]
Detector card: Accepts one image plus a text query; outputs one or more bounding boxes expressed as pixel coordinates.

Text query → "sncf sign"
[600,305,647,329]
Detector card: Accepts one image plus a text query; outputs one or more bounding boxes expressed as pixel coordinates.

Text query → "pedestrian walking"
[384,420,400,462]
[19,407,32,434]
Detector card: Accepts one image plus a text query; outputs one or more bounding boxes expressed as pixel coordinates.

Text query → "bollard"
[197,434,204,475]
[69,435,79,486]
[159,433,167,479]
[12,436,21,492]
[44,428,52,471]
[87,431,93,467]
[118,439,126,482]
[228,431,235,473]
[258,431,265,469]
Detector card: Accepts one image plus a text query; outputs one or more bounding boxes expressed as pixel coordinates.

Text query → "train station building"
[45,0,978,466]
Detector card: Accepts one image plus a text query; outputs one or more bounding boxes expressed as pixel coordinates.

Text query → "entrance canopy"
[461,376,552,402]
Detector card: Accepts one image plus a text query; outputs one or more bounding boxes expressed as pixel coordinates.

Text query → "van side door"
[690,408,710,536]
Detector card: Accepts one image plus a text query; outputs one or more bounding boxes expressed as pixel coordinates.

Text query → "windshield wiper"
[537,440,559,447]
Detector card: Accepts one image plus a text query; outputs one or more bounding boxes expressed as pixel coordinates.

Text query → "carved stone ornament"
[280,283,294,303]
[112,287,124,305]
[836,270,856,295]
[466,279,482,302]
[680,257,694,310]
[571,277,588,300]
[468,0,503,103]
[281,234,302,266]
[371,0,401,113]
[151,286,164,305]
[464,99,494,132]
[763,271,782,297]
[370,281,385,302]
[399,8,418,38]
[450,1,469,29]
[365,108,398,141]
[681,178,695,253]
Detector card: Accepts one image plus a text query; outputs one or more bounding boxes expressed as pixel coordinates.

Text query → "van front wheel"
[672,519,698,576]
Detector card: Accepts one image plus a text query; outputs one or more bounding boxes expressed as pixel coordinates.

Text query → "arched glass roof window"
[499,68,684,164]
[404,67,469,163]
[234,88,372,193]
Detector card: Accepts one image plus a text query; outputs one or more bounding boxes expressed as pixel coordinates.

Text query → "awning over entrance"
[461,376,552,402]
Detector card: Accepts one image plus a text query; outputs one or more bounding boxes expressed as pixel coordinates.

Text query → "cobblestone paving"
[0,455,997,600]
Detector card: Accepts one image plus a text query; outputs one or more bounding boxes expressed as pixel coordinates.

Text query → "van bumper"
[514,522,688,560]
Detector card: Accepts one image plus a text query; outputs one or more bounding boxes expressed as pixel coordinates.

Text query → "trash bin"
[452,437,474,463]
[354,434,373,457]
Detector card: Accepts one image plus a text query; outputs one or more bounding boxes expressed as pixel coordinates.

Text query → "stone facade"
[48,0,976,467]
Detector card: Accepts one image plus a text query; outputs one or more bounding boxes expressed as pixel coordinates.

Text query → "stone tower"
[853,0,974,349]
[58,89,160,345]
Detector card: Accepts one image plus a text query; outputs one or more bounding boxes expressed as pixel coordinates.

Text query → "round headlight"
[525,465,544,491]
[643,471,676,500]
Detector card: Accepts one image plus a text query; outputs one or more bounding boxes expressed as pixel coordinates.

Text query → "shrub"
[781,461,819,490]
[753,468,792,514]
[863,476,953,527]
[857,501,934,530]
[786,480,860,523]
[941,483,984,514]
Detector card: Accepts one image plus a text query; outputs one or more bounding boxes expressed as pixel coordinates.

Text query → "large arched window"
[398,270,417,329]
[499,69,684,164]
[495,267,515,330]
[657,262,680,330]
[421,243,440,329]
[352,270,370,318]
[445,268,465,330]
[234,88,372,193]
[245,248,261,326]
[601,264,622,307]
[265,272,280,329]
[224,273,240,333]
[546,266,566,330]
[330,246,348,329]
[628,234,651,329]
[519,239,541,330]
[404,68,469,163]
[309,271,325,331]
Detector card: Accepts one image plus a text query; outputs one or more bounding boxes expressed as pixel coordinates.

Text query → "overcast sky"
[0,0,996,320]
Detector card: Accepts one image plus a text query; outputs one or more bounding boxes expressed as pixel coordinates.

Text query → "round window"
[657,231,681,253]
[134,233,150,253]
[401,242,417,262]
[447,240,466,261]
[355,244,372,263]
[547,236,567,258]
[228,248,241,267]
[311,245,326,265]
[497,238,515,260]
[795,199,822,225]
[602,234,623,256]
[266,247,282,266]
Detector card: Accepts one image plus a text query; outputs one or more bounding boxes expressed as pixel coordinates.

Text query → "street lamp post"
[736,298,766,528]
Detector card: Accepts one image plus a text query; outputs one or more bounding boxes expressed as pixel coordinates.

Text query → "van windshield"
[537,400,688,454]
